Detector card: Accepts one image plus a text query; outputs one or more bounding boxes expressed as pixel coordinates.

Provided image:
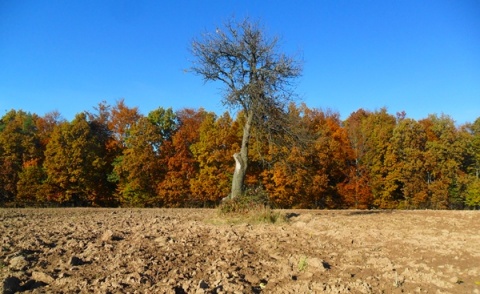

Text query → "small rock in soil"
[8,256,28,271]
[101,230,114,242]
[244,274,260,285]
[32,271,55,284]
[449,276,459,283]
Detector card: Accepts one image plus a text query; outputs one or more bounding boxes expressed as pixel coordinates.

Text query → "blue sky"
[1,0,479,124]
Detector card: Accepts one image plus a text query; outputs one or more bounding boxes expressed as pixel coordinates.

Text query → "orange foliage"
[190,112,240,204]
[157,109,208,206]
[0,101,477,209]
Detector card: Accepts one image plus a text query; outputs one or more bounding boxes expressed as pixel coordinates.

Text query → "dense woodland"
[1,99,479,209]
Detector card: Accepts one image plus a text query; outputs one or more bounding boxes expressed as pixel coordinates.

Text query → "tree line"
[1,99,479,209]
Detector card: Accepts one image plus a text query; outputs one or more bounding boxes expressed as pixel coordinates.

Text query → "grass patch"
[216,187,287,224]
[298,255,308,272]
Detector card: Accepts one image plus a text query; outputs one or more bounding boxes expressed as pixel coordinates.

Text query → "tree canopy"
[0,99,478,210]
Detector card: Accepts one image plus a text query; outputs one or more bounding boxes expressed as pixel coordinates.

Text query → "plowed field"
[1,208,479,293]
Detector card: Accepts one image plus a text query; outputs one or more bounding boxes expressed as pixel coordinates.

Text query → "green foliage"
[298,256,308,272]
[113,117,165,206]
[465,176,480,208]
[147,107,178,141]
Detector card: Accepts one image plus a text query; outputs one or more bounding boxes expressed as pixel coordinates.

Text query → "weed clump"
[298,255,308,272]
[218,186,286,224]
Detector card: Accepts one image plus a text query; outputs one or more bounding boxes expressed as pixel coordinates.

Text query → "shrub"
[217,186,286,224]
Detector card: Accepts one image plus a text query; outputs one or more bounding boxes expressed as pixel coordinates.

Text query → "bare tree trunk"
[231,153,245,198]
[230,113,253,198]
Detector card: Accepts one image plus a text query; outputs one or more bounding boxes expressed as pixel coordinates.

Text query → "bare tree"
[190,18,302,199]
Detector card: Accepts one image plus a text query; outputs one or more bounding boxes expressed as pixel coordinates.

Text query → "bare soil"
[1,208,479,293]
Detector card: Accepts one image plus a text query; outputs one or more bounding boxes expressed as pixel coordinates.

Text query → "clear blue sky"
[1,0,479,124]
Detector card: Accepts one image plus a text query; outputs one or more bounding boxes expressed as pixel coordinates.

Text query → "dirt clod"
[100,229,114,242]
[31,271,54,284]
[8,256,27,271]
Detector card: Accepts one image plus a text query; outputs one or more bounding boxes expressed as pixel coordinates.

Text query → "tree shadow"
[284,212,300,219]
[345,210,394,216]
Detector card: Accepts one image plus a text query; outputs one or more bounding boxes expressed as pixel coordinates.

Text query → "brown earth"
[1,208,479,293]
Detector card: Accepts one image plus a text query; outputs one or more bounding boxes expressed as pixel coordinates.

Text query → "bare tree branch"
[190,17,302,198]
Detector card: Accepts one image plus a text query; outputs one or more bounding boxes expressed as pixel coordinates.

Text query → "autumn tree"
[36,111,64,149]
[419,114,465,209]
[15,111,63,205]
[462,117,480,208]
[0,110,42,204]
[157,108,207,206]
[260,104,303,207]
[16,159,47,204]
[108,99,142,149]
[464,117,480,179]
[383,118,429,208]
[43,113,110,205]
[361,109,397,208]
[191,18,302,198]
[262,145,309,208]
[308,108,353,208]
[465,177,480,208]
[85,102,122,205]
[343,109,374,208]
[111,107,177,207]
[190,112,240,205]
[258,104,351,208]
